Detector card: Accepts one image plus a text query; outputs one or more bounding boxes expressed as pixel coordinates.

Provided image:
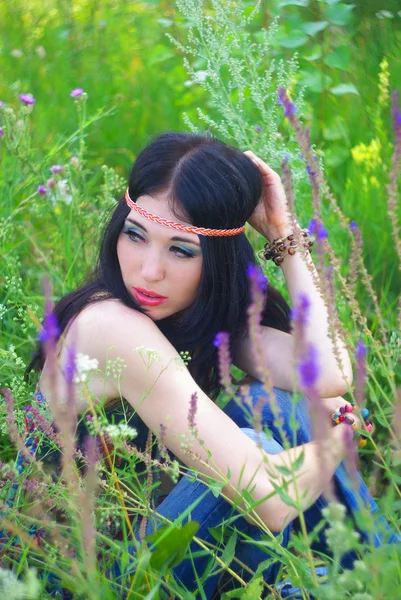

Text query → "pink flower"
[50,164,64,175]
[70,88,84,98]
[0,128,4,138]
[19,93,35,105]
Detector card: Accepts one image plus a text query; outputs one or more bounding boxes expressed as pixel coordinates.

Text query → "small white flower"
[103,423,138,441]
[376,10,394,19]
[184,70,208,87]
[74,352,99,384]
[0,567,40,598]
[35,46,46,59]
[11,49,23,58]
[51,178,73,204]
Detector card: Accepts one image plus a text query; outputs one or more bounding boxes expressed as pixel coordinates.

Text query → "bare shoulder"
[65,298,175,370]
[72,298,149,330]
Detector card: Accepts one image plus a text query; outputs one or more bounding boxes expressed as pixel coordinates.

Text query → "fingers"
[243,150,279,178]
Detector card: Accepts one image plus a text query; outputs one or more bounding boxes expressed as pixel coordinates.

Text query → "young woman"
[23,131,399,597]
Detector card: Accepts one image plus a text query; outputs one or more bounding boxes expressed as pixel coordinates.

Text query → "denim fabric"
[111,383,400,598]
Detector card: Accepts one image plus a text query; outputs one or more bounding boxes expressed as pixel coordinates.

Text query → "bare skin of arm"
[40,300,350,532]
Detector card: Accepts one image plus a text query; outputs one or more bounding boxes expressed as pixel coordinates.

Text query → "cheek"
[117,237,133,275]
[181,261,202,297]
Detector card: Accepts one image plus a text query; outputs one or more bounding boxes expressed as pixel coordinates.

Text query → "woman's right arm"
[64,300,349,532]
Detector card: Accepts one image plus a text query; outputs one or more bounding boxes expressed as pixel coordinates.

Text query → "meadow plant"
[0,1,400,598]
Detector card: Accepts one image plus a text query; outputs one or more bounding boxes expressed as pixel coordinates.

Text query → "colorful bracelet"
[259,228,314,266]
[331,403,373,448]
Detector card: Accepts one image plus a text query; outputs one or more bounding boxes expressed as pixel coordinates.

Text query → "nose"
[140,248,165,283]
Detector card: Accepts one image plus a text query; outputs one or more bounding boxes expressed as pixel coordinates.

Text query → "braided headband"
[125,189,246,237]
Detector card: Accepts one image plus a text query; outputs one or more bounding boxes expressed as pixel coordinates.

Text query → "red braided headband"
[125,189,246,237]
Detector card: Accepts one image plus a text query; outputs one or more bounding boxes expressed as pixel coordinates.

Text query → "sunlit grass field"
[0,1,400,597]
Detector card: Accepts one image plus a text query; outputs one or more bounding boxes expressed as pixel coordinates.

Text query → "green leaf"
[278,0,310,6]
[325,3,355,26]
[302,21,329,36]
[277,32,309,48]
[157,18,173,27]
[292,448,305,472]
[329,83,359,96]
[324,46,351,71]
[275,464,293,477]
[208,479,225,497]
[298,70,333,93]
[324,145,350,168]
[270,480,299,509]
[322,117,347,141]
[147,521,200,571]
[242,577,264,599]
[221,587,247,598]
[221,531,238,567]
[304,45,323,61]
[143,585,161,600]
[208,526,225,544]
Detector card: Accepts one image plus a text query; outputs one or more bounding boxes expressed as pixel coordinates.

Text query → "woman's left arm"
[234,151,353,398]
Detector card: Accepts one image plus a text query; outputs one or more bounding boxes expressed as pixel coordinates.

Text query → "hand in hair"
[243,150,294,241]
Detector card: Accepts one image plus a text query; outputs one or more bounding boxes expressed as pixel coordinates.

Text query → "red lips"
[132,287,168,307]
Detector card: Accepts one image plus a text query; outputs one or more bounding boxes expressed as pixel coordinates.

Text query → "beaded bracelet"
[331,403,373,448]
[259,229,314,266]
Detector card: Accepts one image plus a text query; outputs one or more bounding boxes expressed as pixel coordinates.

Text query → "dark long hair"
[28,131,290,398]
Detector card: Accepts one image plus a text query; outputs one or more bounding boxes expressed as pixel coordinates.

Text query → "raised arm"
[62,300,349,532]
[237,152,353,398]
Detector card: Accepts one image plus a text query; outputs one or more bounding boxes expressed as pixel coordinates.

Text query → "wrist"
[263,221,301,242]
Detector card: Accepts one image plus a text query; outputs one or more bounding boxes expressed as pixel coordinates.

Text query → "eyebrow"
[126,218,201,246]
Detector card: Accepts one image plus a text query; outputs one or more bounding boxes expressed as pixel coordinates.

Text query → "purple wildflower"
[47,177,56,189]
[391,90,401,140]
[50,165,64,175]
[0,101,3,108]
[277,87,297,118]
[39,304,60,347]
[70,88,84,98]
[37,185,47,195]
[255,125,262,132]
[349,221,358,231]
[291,292,311,329]
[188,391,198,433]
[19,93,35,105]
[297,343,320,391]
[0,128,4,138]
[355,340,367,408]
[306,165,317,178]
[308,218,328,241]
[213,331,233,393]
[64,343,76,386]
[247,263,268,294]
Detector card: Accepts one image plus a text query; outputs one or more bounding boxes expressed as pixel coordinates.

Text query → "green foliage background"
[0,2,401,596]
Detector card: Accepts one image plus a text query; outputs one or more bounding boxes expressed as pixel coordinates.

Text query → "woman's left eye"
[171,246,195,259]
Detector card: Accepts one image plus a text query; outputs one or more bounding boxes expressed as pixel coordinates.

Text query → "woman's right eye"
[124,229,144,243]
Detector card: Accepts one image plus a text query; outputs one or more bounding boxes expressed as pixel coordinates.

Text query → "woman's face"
[117,191,203,321]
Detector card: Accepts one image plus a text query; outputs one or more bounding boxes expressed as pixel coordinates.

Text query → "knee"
[240,427,284,456]
[246,381,312,444]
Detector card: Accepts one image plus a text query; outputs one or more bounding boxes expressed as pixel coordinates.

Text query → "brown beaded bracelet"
[259,229,314,266]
